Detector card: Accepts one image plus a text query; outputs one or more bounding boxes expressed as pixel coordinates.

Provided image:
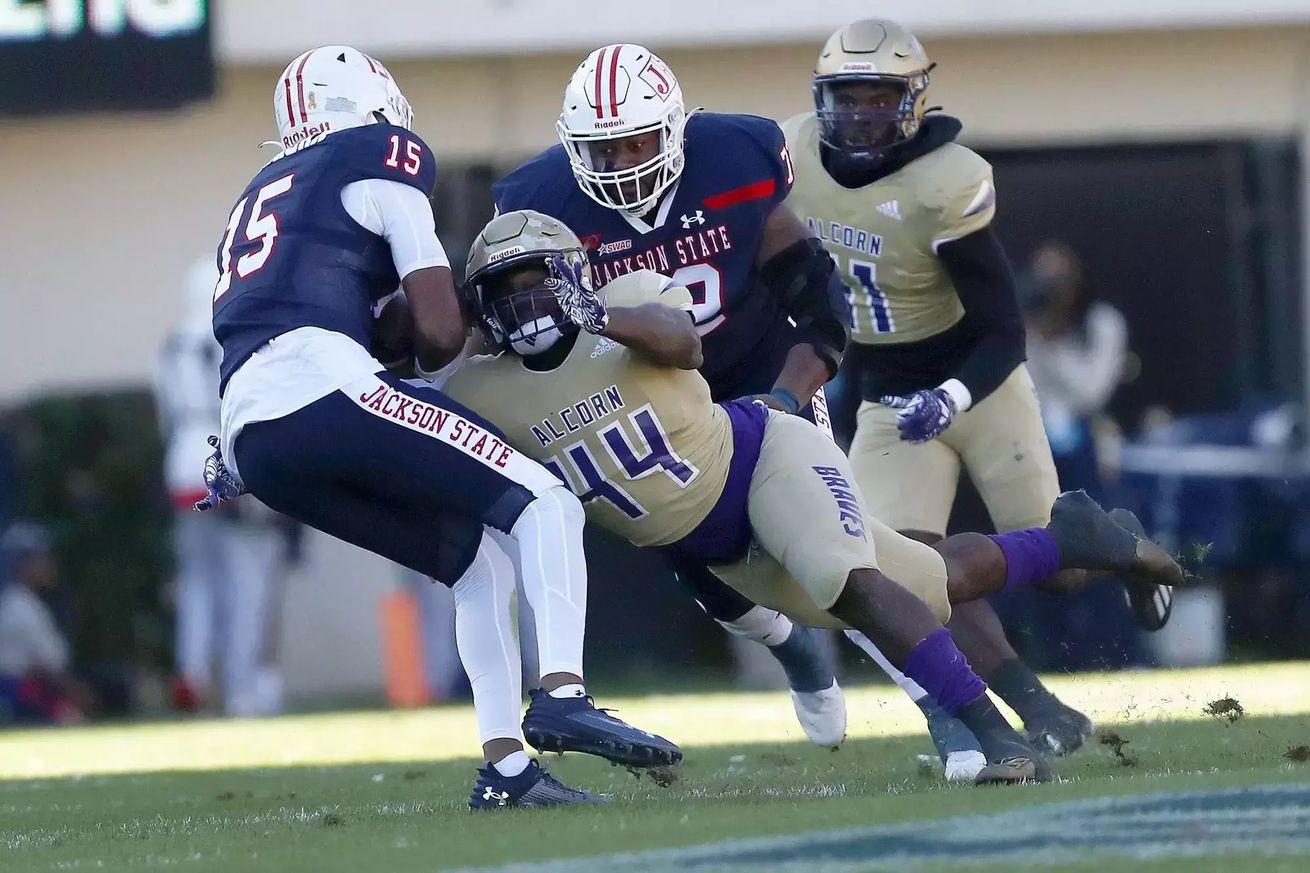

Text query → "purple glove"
[544,254,608,334]
[880,389,958,444]
[193,435,247,511]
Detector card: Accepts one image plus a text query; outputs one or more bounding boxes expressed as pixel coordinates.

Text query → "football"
[370,292,415,366]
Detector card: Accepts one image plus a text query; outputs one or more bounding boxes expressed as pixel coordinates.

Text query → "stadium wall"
[3,25,1309,697]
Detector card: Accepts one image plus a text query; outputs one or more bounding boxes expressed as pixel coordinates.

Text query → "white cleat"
[944,750,988,782]
[790,679,847,749]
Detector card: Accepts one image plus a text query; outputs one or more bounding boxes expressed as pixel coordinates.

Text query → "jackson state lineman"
[781,19,1175,765]
[494,44,851,747]
[441,209,1184,785]
[197,46,678,810]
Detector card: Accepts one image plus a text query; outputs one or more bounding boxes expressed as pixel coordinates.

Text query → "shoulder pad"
[598,269,672,308]
[916,143,993,210]
[334,125,439,196]
[493,145,574,214]
[687,112,792,204]
[779,112,816,146]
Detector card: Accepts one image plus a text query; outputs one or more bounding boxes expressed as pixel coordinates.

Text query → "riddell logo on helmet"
[283,122,331,147]
[593,118,627,129]
[841,62,878,72]
[488,245,526,263]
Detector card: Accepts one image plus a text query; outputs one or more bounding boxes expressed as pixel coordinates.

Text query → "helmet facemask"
[468,252,584,356]
[813,72,929,162]
[557,107,688,217]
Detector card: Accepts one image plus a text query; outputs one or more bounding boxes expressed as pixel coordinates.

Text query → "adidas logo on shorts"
[876,200,902,221]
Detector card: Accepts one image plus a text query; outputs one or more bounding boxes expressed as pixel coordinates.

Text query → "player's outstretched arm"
[756,204,851,413]
[350,177,466,378]
[934,225,1027,409]
[403,265,468,376]
[601,304,703,370]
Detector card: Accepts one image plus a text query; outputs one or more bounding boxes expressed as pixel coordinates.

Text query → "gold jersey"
[780,112,997,345]
[443,270,733,548]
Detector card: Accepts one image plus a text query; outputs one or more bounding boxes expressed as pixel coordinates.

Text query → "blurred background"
[2,0,1309,723]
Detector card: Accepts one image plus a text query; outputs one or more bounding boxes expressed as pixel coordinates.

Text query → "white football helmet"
[556,44,688,216]
[273,46,413,155]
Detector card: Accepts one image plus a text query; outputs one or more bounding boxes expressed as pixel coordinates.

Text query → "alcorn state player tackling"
[782,18,1174,766]
[195,45,677,810]
[440,208,1184,785]
[494,44,851,746]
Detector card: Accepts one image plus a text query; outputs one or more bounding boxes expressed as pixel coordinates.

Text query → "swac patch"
[463,784,1310,872]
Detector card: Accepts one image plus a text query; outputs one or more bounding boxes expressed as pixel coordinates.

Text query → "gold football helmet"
[464,210,590,355]
[812,19,934,158]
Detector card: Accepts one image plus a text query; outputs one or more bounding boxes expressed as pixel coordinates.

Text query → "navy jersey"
[494,112,795,397]
[212,124,438,392]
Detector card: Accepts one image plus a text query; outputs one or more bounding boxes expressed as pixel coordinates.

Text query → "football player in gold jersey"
[782,18,1173,766]
[440,209,1183,785]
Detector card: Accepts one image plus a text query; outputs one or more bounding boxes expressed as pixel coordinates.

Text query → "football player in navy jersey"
[494,44,853,747]
[197,46,679,810]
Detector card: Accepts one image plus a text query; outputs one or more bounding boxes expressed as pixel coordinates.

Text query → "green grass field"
[3,663,1310,872]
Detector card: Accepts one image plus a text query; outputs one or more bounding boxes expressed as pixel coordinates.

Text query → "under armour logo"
[680,211,705,229]
[483,787,510,805]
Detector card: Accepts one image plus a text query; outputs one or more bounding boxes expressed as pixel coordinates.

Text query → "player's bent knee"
[797,551,877,612]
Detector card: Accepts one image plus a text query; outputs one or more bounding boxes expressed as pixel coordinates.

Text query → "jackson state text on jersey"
[211,125,438,393]
[492,113,794,390]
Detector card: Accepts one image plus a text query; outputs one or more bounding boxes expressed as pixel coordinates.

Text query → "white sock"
[453,533,526,749]
[718,605,794,647]
[548,683,586,699]
[843,628,930,701]
[509,487,588,679]
[492,750,531,778]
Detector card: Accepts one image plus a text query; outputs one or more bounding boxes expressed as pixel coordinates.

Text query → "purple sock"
[902,628,987,717]
[988,527,1062,591]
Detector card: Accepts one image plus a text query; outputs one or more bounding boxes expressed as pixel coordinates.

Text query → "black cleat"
[957,695,1052,785]
[1109,507,1175,632]
[1047,490,1184,590]
[522,688,682,768]
[1026,702,1095,757]
[921,699,987,781]
[468,759,608,810]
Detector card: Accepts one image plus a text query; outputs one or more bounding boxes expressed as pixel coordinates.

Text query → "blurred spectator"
[0,522,85,724]
[1022,241,1129,499]
[155,259,289,717]
[0,427,14,535]
[1013,241,1141,668]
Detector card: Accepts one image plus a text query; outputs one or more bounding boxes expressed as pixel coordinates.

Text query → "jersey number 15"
[214,173,297,303]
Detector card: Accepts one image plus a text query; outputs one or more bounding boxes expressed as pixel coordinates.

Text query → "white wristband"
[938,378,974,413]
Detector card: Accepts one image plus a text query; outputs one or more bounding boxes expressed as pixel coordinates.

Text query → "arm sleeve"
[341,178,450,280]
[936,225,1027,407]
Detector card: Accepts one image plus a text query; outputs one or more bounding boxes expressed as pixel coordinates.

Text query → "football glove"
[194,435,247,511]
[545,254,609,334]
[880,389,958,444]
